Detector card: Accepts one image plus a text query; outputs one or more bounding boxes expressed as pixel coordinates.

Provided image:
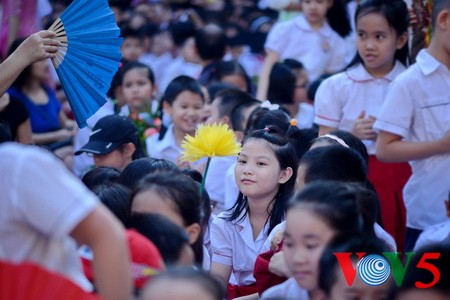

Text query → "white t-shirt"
[0,143,98,291]
[205,156,237,214]
[414,221,450,251]
[210,211,271,286]
[265,14,347,81]
[261,278,309,300]
[373,49,450,229]
[315,61,406,154]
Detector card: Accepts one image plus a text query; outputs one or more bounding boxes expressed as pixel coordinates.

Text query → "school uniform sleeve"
[9,145,97,238]
[373,73,415,138]
[314,75,343,128]
[210,214,233,266]
[264,21,291,54]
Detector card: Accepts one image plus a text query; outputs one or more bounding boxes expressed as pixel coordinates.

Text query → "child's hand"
[268,251,291,277]
[18,31,60,64]
[270,227,285,251]
[352,110,377,141]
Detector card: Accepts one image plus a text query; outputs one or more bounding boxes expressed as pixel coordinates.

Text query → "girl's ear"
[162,101,172,116]
[124,142,136,159]
[185,223,201,245]
[278,167,294,184]
[396,31,408,49]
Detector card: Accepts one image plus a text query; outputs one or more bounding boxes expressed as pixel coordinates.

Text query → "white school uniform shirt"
[205,155,237,214]
[373,49,450,230]
[414,221,450,251]
[296,103,315,129]
[261,278,309,300]
[0,143,97,291]
[210,211,271,286]
[314,61,406,154]
[224,162,240,211]
[264,14,347,82]
[145,124,181,164]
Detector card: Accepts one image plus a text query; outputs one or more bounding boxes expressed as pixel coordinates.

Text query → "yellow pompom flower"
[181,123,241,193]
[181,123,241,162]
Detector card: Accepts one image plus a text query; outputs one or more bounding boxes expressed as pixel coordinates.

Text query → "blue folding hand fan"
[49,0,123,128]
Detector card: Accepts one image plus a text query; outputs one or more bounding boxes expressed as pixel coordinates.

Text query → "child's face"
[235,139,292,202]
[295,163,308,191]
[302,0,333,28]
[165,91,204,135]
[396,290,449,300]
[121,37,144,62]
[293,71,309,104]
[122,68,154,112]
[328,265,390,300]
[31,59,51,82]
[142,278,215,300]
[221,74,248,93]
[283,206,335,290]
[356,12,407,78]
[206,97,226,126]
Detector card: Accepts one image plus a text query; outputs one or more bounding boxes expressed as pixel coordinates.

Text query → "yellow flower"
[181,123,241,162]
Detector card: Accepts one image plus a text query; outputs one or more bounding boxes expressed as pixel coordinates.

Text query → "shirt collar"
[346,61,406,82]
[294,14,334,37]
[416,49,444,75]
[153,124,179,152]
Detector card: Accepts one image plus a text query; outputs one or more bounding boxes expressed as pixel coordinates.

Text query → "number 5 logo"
[415,253,441,289]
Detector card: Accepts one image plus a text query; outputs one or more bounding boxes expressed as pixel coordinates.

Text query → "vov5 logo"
[333,252,441,288]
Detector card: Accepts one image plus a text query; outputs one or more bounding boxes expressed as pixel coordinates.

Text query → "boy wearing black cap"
[75,115,145,170]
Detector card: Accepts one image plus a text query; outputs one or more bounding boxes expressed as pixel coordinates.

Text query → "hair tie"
[289,119,298,127]
[320,134,350,148]
[263,126,270,132]
[260,100,280,111]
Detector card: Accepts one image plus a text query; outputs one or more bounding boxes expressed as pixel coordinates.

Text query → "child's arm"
[210,261,232,286]
[256,50,279,100]
[71,204,132,300]
[376,130,450,162]
[0,30,59,96]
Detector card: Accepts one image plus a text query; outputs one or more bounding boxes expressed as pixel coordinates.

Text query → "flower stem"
[200,157,212,194]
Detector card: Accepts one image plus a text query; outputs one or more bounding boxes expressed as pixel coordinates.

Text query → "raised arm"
[71,204,132,300]
[376,130,450,162]
[0,30,59,96]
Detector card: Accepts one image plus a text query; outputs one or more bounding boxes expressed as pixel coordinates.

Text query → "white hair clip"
[320,134,350,148]
[260,100,280,111]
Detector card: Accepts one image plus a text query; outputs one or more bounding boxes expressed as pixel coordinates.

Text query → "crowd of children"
[0,0,450,299]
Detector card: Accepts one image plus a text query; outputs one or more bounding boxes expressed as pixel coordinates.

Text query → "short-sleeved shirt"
[373,49,450,229]
[0,96,29,140]
[265,14,347,81]
[0,143,97,291]
[210,211,271,286]
[261,278,309,300]
[314,61,406,154]
[8,85,61,133]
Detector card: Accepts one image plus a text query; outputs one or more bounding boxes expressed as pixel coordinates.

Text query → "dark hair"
[319,234,390,295]
[120,26,144,40]
[118,157,178,190]
[289,127,319,162]
[288,180,364,235]
[268,62,296,105]
[245,107,293,136]
[227,127,298,234]
[283,58,305,71]
[326,0,352,38]
[389,244,450,298]
[301,145,368,184]
[143,267,226,300]
[117,139,146,161]
[213,60,253,94]
[92,183,131,225]
[128,213,190,265]
[212,88,254,127]
[82,166,121,190]
[230,98,261,132]
[120,61,155,86]
[7,38,31,89]
[195,24,226,61]
[347,0,410,68]
[132,171,204,265]
[170,20,196,47]
[0,121,12,143]
[163,75,204,106]
[207,82,236,102]
[431,0,450,29]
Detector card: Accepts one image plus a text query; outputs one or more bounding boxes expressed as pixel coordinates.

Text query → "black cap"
[75,115,138,155]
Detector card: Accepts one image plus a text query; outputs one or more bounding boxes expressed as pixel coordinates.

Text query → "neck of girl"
[173,126,194,147]
[23,79,42,93]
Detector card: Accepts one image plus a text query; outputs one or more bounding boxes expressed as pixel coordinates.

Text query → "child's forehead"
[242,138,275,152]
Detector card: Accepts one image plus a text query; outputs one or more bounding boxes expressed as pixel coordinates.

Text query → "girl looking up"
[257,0,352,100]
[314,0,411,251]
[145,75,204,167]
[210,126,298,298]
[261,180,366,299]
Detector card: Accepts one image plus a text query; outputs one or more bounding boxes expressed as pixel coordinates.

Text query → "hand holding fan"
[48,0,123,128]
